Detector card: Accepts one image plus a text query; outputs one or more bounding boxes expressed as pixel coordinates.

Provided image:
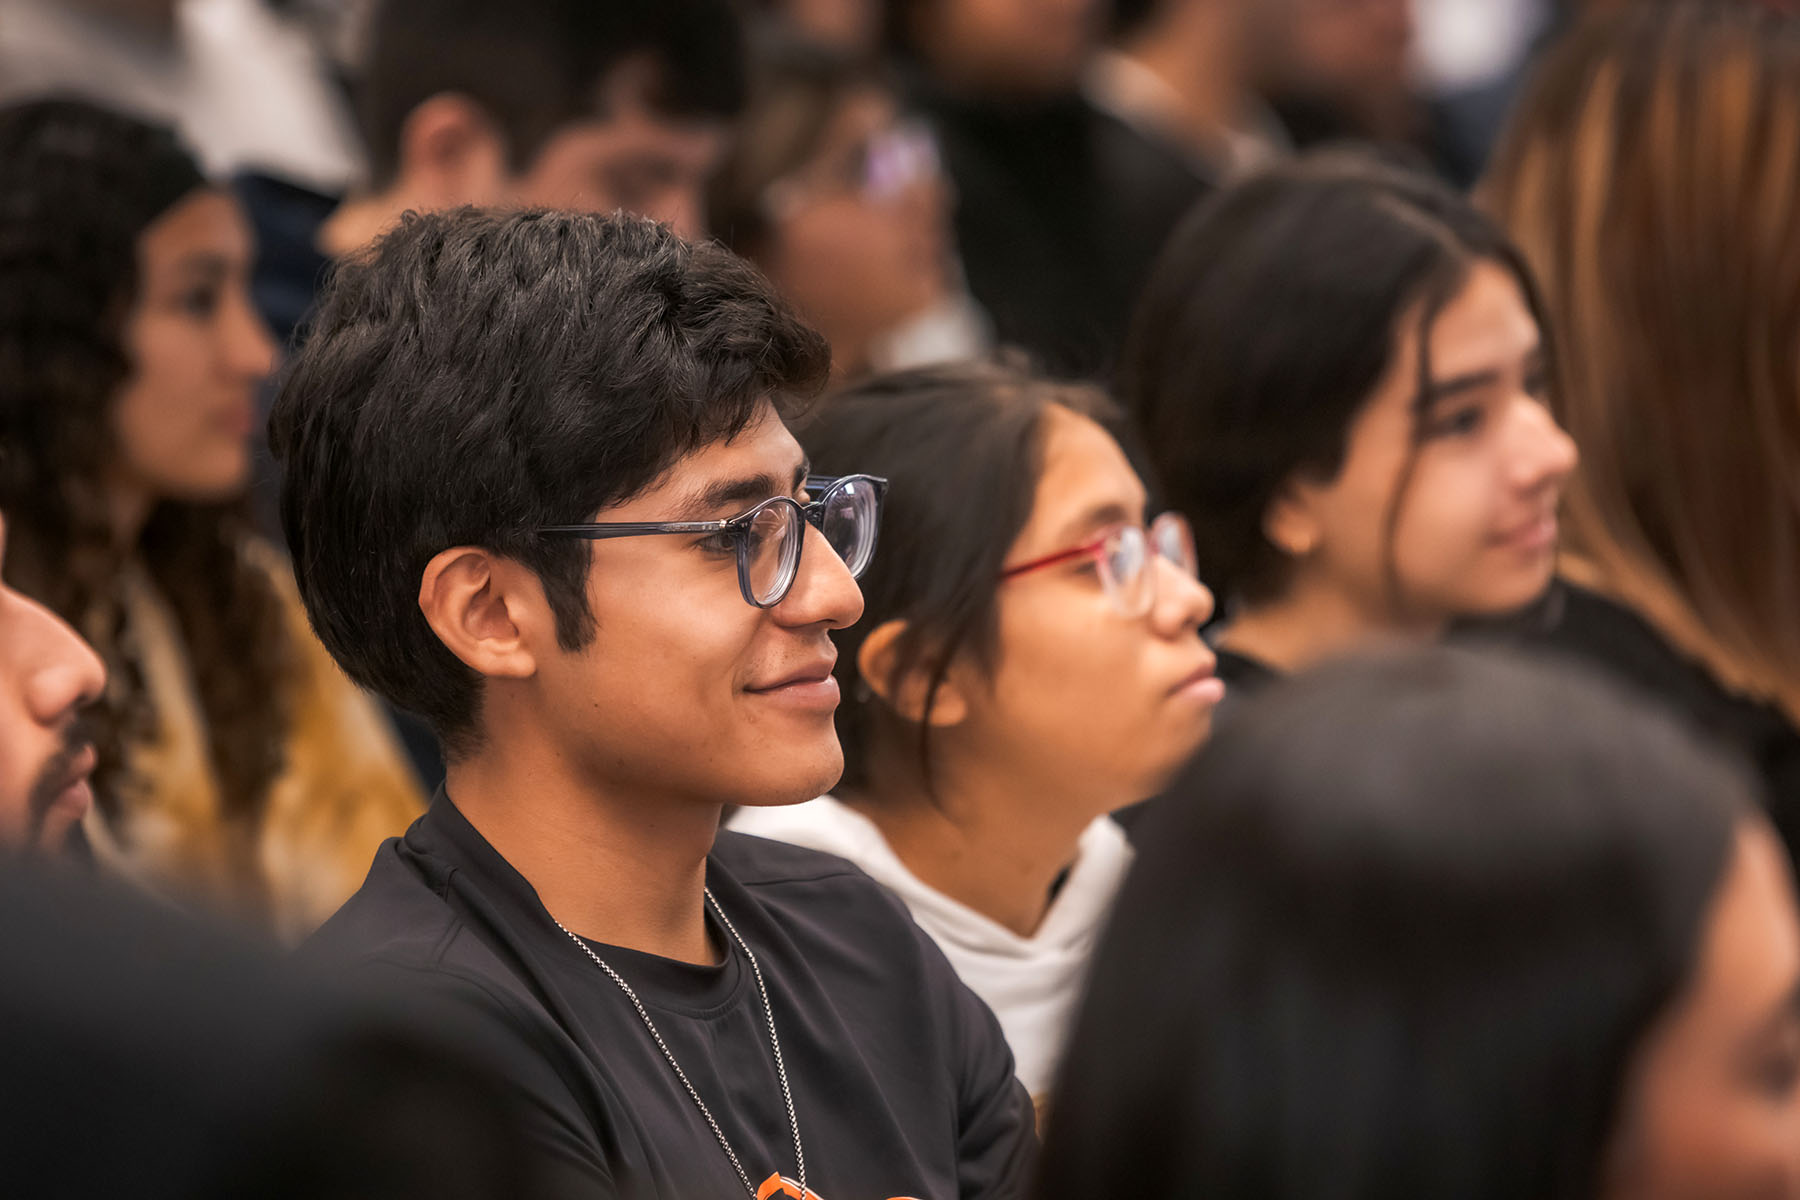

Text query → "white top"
[729,796,1134,1100]
[0,0,364,192]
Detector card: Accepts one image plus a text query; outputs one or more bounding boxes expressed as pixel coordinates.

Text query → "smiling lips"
[747,658,841,711]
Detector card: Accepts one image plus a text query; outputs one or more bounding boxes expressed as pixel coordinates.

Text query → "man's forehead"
[601,409,805,518]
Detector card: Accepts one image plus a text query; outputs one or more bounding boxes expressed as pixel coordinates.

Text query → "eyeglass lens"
[859,125,939,203]
[744,479,882,607]
[820,478,880,576]
[745,504,804,607]
[1099,515,1199,617]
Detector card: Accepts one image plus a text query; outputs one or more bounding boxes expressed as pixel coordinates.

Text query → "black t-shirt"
[305,792,1037,1200]
[1470,582,1800,858]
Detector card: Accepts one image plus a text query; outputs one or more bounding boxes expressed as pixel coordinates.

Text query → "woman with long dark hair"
[1040,647,1800,1199]
[1121,154,1578,698]
[0,98,420,937]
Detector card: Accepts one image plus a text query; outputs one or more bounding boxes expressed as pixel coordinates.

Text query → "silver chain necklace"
[552,888,809,1200]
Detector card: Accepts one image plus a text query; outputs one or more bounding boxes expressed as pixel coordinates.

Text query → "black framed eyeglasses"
[538,474,887,609]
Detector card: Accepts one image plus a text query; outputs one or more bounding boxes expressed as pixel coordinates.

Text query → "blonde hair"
[1483,1,1800,721]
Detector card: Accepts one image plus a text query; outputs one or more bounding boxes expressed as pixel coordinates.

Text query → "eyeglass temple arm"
[1000,541,1103,580]
[537,520,734,539]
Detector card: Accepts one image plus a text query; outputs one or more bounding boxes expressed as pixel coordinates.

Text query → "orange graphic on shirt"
[755,1171,924,1200]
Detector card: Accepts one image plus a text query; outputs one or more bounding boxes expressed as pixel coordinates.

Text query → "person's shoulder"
[714,825,874,889]
[306,836,452,961]
[1527,583,1743,712]
[714,827,931,949]
[306,835,557,1023]
[726,795,880,858]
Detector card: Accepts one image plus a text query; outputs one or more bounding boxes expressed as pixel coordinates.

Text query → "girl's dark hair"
[1120,152,1556,611]
[795,358,1115,796]
[0,99,289,842]
[1039,646,1753,1200]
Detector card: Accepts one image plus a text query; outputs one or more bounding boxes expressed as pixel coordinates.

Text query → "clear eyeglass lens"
[746,504,803,606]
[1102,526,1153,617]
[821,481,875,577]
[1152,513,1199,577]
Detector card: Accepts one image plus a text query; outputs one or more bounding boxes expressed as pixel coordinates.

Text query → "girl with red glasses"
[733,358,1220,1113]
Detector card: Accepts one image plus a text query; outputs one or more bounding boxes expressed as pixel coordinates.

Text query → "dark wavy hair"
[0,99,289,842]
[1039,647,1751,1200]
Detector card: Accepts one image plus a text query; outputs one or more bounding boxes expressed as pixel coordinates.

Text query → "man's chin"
[733,755,845,810]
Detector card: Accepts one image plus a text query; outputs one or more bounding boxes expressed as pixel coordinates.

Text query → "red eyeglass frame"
[1000,527,1125,580]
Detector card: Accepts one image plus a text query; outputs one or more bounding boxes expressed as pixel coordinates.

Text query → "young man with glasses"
[274,208,1035,1199]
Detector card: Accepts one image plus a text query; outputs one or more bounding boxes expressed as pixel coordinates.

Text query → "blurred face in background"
[501,60,727,240]
[759,89,952,373]
[773,0,883,57]
[0,516,106,855]
[909,0,1107,96]
[387,59,727,242]
[1606,822,1800,1198]
[1271,259,1578,629]
[1253,0,1414,116]
[110,188,275,513]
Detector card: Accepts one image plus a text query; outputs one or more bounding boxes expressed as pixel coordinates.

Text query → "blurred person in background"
[1089,0,1287,183]
[1250,0,1475,183]
[708,39,988,383]
[1083,0,1282,299]
[1480,0,1800,860]
[1,860,547,1199]
[0,0,362,198]
[887,0,1207,374]
[752,0,885,57]
[0,0,366,340]
[0,99,421,938]
[320,0,744,260]
[0,514,107,857]
[1120,155,1576,701]
[733,360,1221,1110]
[1038,647,1800,1200]
[1253,0,1416,144]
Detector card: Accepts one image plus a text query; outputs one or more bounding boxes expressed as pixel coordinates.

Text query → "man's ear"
[856,619,968,728]
[1263,476,1325,560]
[418,547,540,680]
[394,93,509,208]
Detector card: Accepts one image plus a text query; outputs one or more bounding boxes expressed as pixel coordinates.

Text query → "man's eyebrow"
[674,460,810,520]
